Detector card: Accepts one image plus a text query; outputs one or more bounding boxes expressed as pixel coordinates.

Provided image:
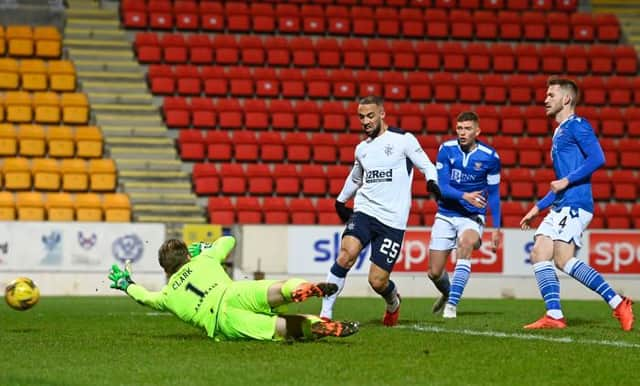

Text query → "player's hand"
[491,230,501,252]
[427,180,442,201]
[520,206,540,230]
[188,242,212,257]
[550,177,569,194]
[335,200,354,224]
[463,191,486,208]
[108,264,134,292]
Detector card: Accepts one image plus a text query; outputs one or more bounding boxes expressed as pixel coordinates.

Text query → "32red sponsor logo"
[589,232,640,274]
[394,231,503,273]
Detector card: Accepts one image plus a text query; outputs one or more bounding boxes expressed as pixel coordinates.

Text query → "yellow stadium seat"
[0,191,16,220]
[0,57,19,89]
[47,60,75,75]
[88,158,117,192]
[0,40,5,56]
[2,157,31,190]
[17,124,46,157]
[16,191,45,221]
[36,40,61,58]
[74,193,103,222]
[33,91,60,123]
[6,25,33,39]
[32,157,60,191]
[75,126,103,158]
[8,38,34,57]
[103,193,131,222]
[33,26,61,41]
[47,125,74,158]
[46,192,74,221]
[20,59,48,91]
[60,158,88,191]
[0,123,17,156]
[48,60,76,92]
[61,93,89,124]
[0,104,4,122]
[5,91,32,123]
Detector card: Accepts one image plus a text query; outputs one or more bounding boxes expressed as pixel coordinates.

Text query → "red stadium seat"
[582,77,606,106]
[338,134,362,163]
[258,131,284,162]
[273,164,299,195]
[305,68,331,99]
[571,13,595,43]
[606,77,633,107]
[316,198,341,225]
[225,2,250,32]
[201,67,227,97]
[312,132,338,163]
[316,38,341,68]
[178,129,204,161]
[244,99,269,131]
[416,41,440,72]
[200,2,224,31]
[275,3,301,34]
[326,5,351,36]
[466,42,490,73]
[322,100,348,131]
[615,46,638,75]
[548,13,570,42]
[506,168,533,199]
[216,99,243,129]
[246,164,273,196]
[518,137,543,167]
[163,96,190,128]
[205,130,232,162]
[264,37,290,67]
[232,131,259,162]
[432,72,457,103]
[391,40,416,71]
[425,9,448,39]
[190,97,215,128]
[483,74,507,104]
[457,73,482,104]
[424,104,450,135]
[253,68,279,98]
[367,39,392,70]
[278,68,305,99]
[174,1,198,30]
[441,42,466,72]
[295,101,321,131]
[341,39,366,69]
[238,36,265,66]
[262,197,289,224]
[591,170,611,201]
[235,197,262,224]
[331,70,357,100]
[290,37,315,68]
[284,132,311,162]
[193,163,219,196]
[522,12,546,41]
[599,107,625,137]
[474,105,500,136]
[400,8,424,38]
[589,45,614,75]
[383,71,407,102]
[515,44,539,73]
[250,3,275,33]
[269,100,295,131]
[449,10,473,40]
[474,11,498,40]
[174,65,200,95]
[375,7,400,37]
[219,163,246,195]
[299,164,327,196]
[498,11,522,41]
[490,44,515,73]
[407,72,431,102]
[301,4,325,35]
[208,197,234,225]
[290,198,316,224]
[327,164,350,195]
[356,70,383,98]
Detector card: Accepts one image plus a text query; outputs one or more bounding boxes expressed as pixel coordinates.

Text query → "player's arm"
[335,159,363,222]
[404,134,441,199]
[197,236,236,263]
[563,123,605,185]
[435,147,464,201]
[108,264,166,310]
[486,153,501,228]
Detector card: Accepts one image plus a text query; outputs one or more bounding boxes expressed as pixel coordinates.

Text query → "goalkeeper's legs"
[275,315,359,340]
[267,279,338,308]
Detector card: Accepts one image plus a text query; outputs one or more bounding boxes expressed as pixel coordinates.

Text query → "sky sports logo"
[366,169,392,183]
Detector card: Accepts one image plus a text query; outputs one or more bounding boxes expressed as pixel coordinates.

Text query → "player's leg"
[275,315,360,340]
[445,226,482,318]
[553,209,634,331]
[266,279,338,308]
[321,212,371,320]
[428,250,451,314]
[428,216,457,314]
[368,221,404,326]
[524,210,566,329]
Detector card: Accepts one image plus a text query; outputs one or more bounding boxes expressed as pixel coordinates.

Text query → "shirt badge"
[384,144,393,156]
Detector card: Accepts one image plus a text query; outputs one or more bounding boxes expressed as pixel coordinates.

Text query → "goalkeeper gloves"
[427,180,442,201]
[335,200,354,224]
[188,242,213,258]
[108,264,134,292]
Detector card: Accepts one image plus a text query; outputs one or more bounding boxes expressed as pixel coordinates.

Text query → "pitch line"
[401,324,640,349]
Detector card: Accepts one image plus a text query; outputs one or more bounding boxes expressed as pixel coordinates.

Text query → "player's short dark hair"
[358,95,384,107]
[158,239,189,276]
[547,76,580,106]
[456,111,479,124]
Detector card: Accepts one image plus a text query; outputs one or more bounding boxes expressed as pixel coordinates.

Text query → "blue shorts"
[343,211,405,272]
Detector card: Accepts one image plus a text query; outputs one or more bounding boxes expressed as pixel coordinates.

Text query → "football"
[5,277,40,311]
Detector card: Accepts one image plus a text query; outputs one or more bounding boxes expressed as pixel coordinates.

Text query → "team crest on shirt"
[474,162,483,170]
[384,144,393,156]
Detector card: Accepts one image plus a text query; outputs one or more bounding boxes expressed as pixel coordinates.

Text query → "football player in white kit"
[427,111,502,319]
[320,95,441,326]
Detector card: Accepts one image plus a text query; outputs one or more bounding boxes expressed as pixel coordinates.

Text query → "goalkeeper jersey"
[126,236,236,338]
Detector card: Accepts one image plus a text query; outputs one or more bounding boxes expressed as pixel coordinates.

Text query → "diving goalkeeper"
[108,236,359,341]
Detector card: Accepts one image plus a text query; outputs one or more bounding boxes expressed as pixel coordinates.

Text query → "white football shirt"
[337,128,438,230]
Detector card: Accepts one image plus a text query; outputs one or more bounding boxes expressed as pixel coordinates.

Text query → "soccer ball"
[5,277,40,311]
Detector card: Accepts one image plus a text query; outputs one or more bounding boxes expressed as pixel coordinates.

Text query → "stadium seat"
[60,158,88,192]
[232,131,259,162]
[415,41,440,71]
[0,123,17,156]
[305,68,331,99]
[441,42,466,72]
[466,42,490,73]
[48,60,76,92]
[284,132,311,162]
[88,158,117,192]
[327,164,350,195]
[273,164,299,195]
[219,163,246,195]
[278,68,305,99]
[258,131,284,162]
[262,197,289,224]
[424,104,450,135]
[17,124,46,157]
[178,129,204,161]
[515,44,539,73]
[20,59,48,91]
[192,163,219,195]
[75,193,103,222]
[243,99,269,131]
[589,45,614,75]
[235,197,262,224]
[425,9,448,39]
[250,3,276,33]
[294,101,321,131]
[0,191,16,220]
[216,99,243,129]
[611,170,637,201]
[264,37,290,67]
[3,157,31,190]
[238,36,264,66]
[383,71,407,102]
[46,192,74,221]
[301,4,325,35]
[5,91,32,123]
[200,2,224,31]
[290,198,316,224]
[75,126,103,158]
[175,65,201,95]
[16,191,45,221]
[548,13,570,41]
[399,8,424,38]
[228,67,254,97]
[506,168,533,199]
[614,46,638,75]
[32,157,60,191]
[316,197,341,225]
[591,170,611,201]
[245,164,273,195]
[341,38,366,69]
[518,138,542,167]
[571,13,595,43]
[407,72,431,102]
[501,106,525,135]
[0,57,19,89]
[174,1,199,30]
[522,12,546,41]
[33,92,61,124]
[208,196,234,225]
[253,68,279,98]
[457,73,482,104]
[61,93,89,125]
[103,193,132,222]
[606,77,633,106]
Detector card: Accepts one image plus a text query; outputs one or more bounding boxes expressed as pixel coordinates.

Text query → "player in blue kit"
[320,95,441,326]
[520,76,634,330]
[427,111,502,319]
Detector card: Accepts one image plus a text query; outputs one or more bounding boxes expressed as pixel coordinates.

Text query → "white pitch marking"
[400,324,640,349]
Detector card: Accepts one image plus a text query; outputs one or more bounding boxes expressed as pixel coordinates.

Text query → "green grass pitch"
[2,296,638,386]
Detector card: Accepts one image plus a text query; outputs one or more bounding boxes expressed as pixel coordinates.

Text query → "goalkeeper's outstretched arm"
[108,264,166,310]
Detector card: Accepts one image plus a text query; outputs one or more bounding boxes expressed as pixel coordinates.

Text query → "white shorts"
[429,213,484,251]
[535,206,592,249]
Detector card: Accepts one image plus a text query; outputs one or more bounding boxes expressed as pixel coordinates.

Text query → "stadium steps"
[65,0,207,229]
[591,0,640,53]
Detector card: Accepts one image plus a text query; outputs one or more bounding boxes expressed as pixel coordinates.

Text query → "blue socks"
[447,260,471,307]
[533,261,563,319]
[563,257,622,309]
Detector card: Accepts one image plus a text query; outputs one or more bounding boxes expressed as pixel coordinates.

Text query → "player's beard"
[545,103,561,118]
[365,120,382,138]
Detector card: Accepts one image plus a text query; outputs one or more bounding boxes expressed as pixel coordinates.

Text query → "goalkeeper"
[108,236,359,341]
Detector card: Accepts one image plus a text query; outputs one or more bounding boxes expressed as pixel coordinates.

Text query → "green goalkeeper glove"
[188,242,212,258]
[108,264,134,292]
